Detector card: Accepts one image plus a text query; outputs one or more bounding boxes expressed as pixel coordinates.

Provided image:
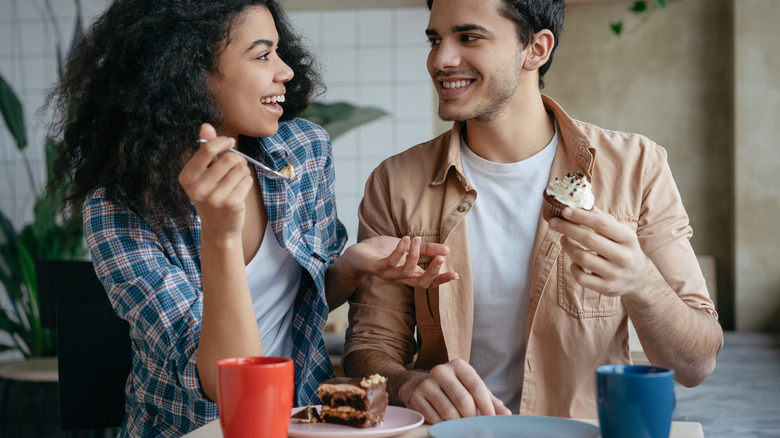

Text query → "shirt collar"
[431,95,596,187]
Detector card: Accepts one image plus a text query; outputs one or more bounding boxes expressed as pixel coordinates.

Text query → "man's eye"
[427,38,441,47]
[461,35,479,42]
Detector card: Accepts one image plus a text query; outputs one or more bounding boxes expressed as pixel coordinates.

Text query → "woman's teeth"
[442,80,472,89]
[261,95,285,104]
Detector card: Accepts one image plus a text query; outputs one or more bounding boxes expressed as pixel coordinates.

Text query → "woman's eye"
[257,52,270,60]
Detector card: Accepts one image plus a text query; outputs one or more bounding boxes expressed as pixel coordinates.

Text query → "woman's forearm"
[196,230,261,400]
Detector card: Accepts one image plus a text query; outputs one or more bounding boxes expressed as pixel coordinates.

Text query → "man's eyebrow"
[246,39,274,53]
[453,24,491,34]
[425,24,492,36]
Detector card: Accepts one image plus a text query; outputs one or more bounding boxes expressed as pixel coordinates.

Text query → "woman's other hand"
[346,236,460,289]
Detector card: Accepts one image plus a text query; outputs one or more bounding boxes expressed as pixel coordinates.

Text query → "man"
[343,0,723,423]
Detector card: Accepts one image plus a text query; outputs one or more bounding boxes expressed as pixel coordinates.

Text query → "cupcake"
[542,172,594,221]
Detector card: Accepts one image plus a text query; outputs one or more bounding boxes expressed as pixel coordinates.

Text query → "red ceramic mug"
[216,356,294,438]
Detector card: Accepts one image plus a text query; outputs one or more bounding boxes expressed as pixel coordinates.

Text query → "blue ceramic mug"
[596,364,676,438]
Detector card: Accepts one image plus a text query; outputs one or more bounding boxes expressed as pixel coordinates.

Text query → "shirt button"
[458,202,469,212]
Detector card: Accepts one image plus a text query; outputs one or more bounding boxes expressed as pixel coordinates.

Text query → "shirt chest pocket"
[555,216,637,319]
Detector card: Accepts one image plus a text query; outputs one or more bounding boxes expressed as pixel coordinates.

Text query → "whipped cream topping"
[545,172,594,210]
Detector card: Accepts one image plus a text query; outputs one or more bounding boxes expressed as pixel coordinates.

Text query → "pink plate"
[289,405,424,438]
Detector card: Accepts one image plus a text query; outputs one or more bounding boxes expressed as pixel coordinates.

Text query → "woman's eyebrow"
[245,38,274,53]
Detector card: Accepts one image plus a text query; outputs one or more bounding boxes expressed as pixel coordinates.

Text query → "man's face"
[425,0,526,122]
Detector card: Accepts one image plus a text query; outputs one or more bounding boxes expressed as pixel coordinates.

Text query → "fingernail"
[549,219,559,229]
[562,208,573,218]
[435,257,443,265]
[402,236,410,246]
[413,236,421,247]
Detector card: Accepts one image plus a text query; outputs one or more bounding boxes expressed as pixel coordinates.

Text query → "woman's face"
[210,6,294,139]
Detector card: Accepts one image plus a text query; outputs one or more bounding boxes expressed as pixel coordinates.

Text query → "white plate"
[428,415,600,438]
[289,405,424,438]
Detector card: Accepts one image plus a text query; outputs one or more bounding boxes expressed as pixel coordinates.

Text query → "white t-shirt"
[245,221,302,358]
[460,124,558,413]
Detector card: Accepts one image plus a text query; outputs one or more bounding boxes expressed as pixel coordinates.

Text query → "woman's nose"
[276,58,294,83]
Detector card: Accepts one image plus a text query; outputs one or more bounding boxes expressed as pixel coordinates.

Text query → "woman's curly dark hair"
[46,0,321,223]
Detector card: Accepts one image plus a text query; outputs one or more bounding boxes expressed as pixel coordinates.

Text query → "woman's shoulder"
[276,118,329,145]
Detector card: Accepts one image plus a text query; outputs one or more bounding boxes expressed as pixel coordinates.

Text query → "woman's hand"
[178,123,254,235]
[344,236,459,289]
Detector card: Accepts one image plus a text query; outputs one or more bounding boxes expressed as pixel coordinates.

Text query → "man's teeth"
[261,95,285,104]
[442,80,472,90]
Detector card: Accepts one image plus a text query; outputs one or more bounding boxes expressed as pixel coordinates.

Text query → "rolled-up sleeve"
[638,145,719,319]
[343,167,419,366]
[84,191,213,423]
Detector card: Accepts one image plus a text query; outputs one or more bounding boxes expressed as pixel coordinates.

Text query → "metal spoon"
[197,139,292,180]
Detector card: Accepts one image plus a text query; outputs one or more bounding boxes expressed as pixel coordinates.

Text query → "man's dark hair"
[427,0,564,88]
[46,0,321,224]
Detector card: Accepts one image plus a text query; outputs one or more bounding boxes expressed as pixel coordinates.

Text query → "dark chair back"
[36,259,131,431]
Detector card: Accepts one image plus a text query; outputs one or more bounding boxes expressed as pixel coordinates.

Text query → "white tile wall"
[288,7,437,245]
[0,2,438,249]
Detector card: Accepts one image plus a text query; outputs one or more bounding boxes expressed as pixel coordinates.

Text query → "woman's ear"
[523,29,555,72]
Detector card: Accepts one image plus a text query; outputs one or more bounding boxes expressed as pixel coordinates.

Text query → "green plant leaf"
[629,1,648,13]
[0,73,28,151]
[0,207,18,249]
[653,0,667,9]
[300,102,388,141]
[610,22,624,35]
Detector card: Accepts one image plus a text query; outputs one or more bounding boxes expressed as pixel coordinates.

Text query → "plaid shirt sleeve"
[84,189,216,436]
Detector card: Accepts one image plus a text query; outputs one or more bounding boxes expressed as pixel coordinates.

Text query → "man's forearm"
[623,260,723,387]
[343,349,427,406]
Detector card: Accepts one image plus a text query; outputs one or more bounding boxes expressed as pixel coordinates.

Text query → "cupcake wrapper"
[542,198,564,222]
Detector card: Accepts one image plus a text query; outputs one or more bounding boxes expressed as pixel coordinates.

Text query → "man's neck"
[463,92,554,164]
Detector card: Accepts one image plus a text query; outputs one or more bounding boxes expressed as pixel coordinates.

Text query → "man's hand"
[399,359,511,424]
[549,206,653,298]
[344,236,460,289]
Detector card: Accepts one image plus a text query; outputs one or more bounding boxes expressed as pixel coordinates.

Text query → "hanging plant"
[611,0,667,36]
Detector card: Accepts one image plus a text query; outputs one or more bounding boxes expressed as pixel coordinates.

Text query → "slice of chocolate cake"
[318,374,388,428]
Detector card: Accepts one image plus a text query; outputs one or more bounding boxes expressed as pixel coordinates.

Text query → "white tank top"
[460,123,558,413]
[245,221,302,358]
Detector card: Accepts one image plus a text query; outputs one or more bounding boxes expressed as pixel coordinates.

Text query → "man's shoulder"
[565,117,666,166]
[374,130,451,175]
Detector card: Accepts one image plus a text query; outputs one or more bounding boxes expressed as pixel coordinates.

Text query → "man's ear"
[523,29,555,71]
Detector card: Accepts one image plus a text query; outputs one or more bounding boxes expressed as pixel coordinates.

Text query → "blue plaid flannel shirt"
[84,119,347,437]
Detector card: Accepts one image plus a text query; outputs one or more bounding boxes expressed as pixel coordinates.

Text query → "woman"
[46,0,455,436]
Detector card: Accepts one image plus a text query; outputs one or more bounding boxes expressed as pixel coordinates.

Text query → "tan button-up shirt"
[344,96,718,418]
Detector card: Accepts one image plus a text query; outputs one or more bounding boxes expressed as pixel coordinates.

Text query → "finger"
[199,123,218,141]
[419,242,450,258]
[568,262,613,293]
[203,165,253,208]
[408,390,444,424]
[491,394,512,415]
[443,360,490,418]
[562,207,634,244]
[384,236,411,268]
[411,256,444,288]
[452,369,494,417]
[182,150,246,200]
[181,136,237,183]
[560,236,611,275]
[402,236,422,277]
[429,271,460,288]
[416,375,464,421]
